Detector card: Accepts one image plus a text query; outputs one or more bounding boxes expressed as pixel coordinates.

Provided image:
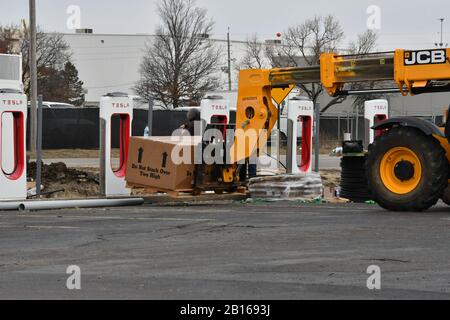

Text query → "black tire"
[441,187,450,206]
[367,126,449,212]
[340,156,372,203]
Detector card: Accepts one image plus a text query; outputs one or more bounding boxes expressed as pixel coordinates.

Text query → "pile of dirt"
[27,162,100,199]
[320,170,341,188]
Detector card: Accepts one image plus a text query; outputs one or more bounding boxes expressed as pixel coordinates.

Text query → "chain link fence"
[319,113,444,152]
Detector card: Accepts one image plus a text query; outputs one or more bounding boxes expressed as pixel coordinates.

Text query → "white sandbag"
[249,173,323,201]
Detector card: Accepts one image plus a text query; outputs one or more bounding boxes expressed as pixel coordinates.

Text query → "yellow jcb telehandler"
[213,48,450,211]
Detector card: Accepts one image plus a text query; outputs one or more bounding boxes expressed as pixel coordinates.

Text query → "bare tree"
[237,34,269,70]
[1,24,84,104]
[265,15,345,107]
[0,25,20,53]
[135,0,220,108]
[348,29,378,55]
[22,30,71,96]
[265,39,299,69]
[347,30,384,110]
[0,24,71,96]
[321,30,380,114]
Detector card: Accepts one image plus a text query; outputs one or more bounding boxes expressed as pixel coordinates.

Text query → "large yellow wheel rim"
[380,147,423,195]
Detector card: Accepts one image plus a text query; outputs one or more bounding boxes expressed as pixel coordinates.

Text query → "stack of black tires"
[340,155,372,203]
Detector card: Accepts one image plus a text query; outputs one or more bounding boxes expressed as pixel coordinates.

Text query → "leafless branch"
[1,24,74,98]
[267,15,344,105]
[236,34,269,70]
[135,0,220,108]
[347,30,387,109]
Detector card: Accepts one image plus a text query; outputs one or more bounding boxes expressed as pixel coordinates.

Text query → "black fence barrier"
[26,108,191,150]
[25,107,441,150]
[25,108,240,150]
[319,115,444,144]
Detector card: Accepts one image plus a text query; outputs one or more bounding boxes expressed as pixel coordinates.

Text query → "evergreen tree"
[62,62,85,106]
[37,66,65,102]
[36,62,85,106]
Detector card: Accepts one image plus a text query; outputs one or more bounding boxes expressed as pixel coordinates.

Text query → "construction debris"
[248,173,323,201]
[27,162,100,199]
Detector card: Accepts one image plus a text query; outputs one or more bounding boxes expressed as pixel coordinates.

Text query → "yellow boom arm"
[224,48,450,182]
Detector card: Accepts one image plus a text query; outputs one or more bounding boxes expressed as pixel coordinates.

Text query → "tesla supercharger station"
[100,93,133,197]
[200,96,230,160]
[286,97,314,174]
[200,96,230,129]
[364,99,389,147]
[0,91,27,201]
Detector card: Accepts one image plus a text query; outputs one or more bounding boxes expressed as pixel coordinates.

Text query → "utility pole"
[147,98,154,137]
[227,27,232,91]
[29,0,38,152]
[436,18,448,48]
[36,95,43,198]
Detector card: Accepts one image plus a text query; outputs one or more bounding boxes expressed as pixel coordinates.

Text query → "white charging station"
[287,97,314,174]
[100,93,133,197]
[200,96,230,152]
[364,99,389,146]
[200,96,230,127]
[0,92,27,201]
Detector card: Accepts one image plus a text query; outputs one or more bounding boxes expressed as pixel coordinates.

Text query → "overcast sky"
[2,0,449,50]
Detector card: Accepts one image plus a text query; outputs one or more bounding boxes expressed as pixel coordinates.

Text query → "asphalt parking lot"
[1,201,450,300]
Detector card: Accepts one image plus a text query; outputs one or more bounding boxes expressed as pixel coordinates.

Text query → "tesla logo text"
[112,103,130,109]
[211,105,227,111]
[404,50,447,65]
[1,100,24,106]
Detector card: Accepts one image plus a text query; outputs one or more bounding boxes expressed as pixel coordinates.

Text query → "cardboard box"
[126,136,200,191]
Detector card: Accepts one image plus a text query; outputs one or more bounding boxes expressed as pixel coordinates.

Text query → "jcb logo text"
[404,50,447,66]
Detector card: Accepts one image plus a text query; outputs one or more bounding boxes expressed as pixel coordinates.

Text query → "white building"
[60,32,249,106]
